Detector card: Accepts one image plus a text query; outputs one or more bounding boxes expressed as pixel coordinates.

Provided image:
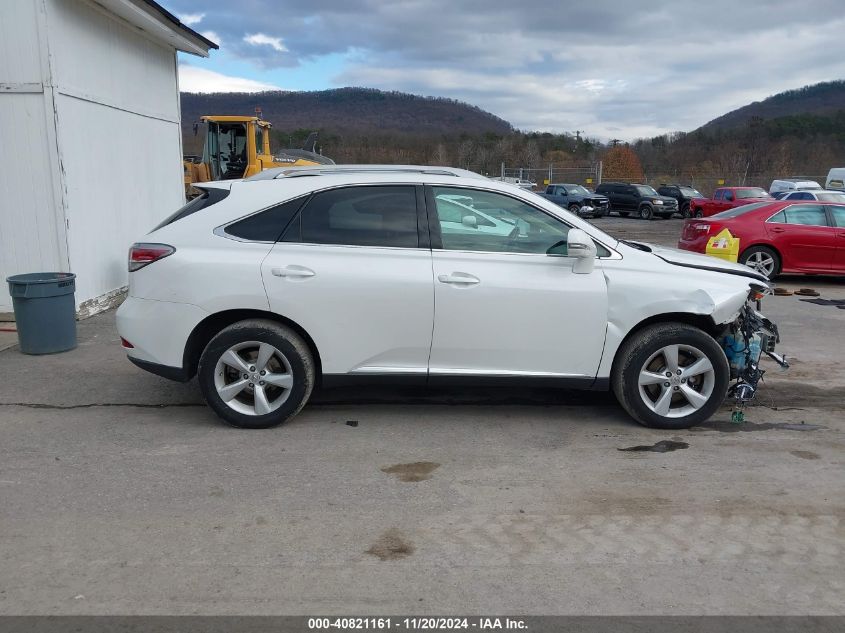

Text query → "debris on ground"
[799,298,845,306]
[346,420,359,427]
[773,287,793,296]
[618,440,689,453]
[794,288,820,297]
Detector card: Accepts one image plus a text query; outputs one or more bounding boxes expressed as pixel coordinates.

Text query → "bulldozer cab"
[185,115,333,197]
[201,116,270,180]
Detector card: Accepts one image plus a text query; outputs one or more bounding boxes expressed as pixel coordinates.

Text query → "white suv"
[116,166,783,430]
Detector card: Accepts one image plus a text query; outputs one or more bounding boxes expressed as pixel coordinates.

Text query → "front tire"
[639,205,654,220]
[568,203,581,214]
[198,319,315,429]
[612,323,729,429]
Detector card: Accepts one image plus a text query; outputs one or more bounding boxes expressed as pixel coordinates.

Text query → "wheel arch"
[183,309,322,382]
[609,312,723,377]
[739,241,782,262]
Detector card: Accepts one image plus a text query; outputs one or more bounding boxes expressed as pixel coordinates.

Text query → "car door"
[261,184,434,378]
[826,204,845,271]
[557,186,570,205]
[426,186,609,380]
[765,204,837,271]
[715,189,733,213]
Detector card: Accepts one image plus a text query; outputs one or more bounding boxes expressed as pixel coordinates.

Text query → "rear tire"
[198,319,315,429]
[611,323,729,429]
[681,203,691,218]
[739,245,781,279]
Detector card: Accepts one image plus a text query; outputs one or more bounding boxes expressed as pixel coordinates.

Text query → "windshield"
[710,202,772,218]
[568,185,590,196]
[736,188,771,199]
[680,187,703,197]
[817,192,845,202]
[636,185,659,197]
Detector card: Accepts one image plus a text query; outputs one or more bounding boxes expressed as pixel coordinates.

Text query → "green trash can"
[6,272,77,354]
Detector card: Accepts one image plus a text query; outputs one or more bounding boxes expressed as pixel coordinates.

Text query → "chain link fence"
[473,163,603,190]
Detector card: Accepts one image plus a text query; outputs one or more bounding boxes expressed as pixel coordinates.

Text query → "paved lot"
[0,216,843,615]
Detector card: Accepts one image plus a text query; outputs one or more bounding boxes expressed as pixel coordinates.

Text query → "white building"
[0,0,216,316]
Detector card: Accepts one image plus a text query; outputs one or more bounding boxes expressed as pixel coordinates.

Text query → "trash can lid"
[6,272,76,284]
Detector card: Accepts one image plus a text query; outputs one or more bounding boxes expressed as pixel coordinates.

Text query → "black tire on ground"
[681,203,691,218]
[568,203,581,214]
[611,322,730,429]
[618,211,630,217]
[639,205,654,220]
[198,319,316,429]
[693,208,704,218]
[739,245,781,279]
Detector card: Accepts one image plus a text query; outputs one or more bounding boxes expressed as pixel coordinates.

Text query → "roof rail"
[245,164,487,181]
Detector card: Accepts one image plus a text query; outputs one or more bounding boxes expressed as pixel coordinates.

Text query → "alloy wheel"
[213,341,294,416]
[637,344,716,418]
[744,251,776,277]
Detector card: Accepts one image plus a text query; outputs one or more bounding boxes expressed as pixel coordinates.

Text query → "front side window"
[432,187,571,255]
[714,190,725,201]
[291,186,419,248]
[829,205,845,227]
[636,185,659,197]
[680,187,703,198]
[782,204,829,227]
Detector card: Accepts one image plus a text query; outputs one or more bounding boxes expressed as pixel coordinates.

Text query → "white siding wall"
[0,0,190,314]
[0,0,65,313]
[46,0,185,313]
[56,95,184,311]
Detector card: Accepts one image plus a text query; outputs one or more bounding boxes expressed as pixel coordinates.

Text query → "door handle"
[770,227,786,233]
[438,272,480,286]
[271,266,315,279]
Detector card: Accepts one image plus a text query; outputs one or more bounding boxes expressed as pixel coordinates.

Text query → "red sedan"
[677,200,845,278]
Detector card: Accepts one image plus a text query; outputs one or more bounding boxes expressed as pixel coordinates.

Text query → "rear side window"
[782,204,828,227]
[152,188,230,231]
[225,196,308,241]
[286,186,419,248]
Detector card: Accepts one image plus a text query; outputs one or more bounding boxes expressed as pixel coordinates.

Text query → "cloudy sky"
[166,0,845,139]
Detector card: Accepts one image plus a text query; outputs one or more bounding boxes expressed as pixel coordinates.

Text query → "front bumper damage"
[719,287,789,420]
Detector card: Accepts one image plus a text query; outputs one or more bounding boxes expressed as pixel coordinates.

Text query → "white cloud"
[201,31,221,46]
[243,33,288,53]
[177,12,205,26]
[178,64,281,93]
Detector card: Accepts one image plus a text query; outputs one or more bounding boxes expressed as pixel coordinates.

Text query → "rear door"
[261,185,434,378]
[765,204,837,271]
[426,186,608,380]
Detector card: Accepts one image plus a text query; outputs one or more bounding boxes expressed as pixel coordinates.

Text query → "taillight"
[128,243,175,271]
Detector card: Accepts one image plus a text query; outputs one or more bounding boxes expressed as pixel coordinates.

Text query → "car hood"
[628,242,769,283]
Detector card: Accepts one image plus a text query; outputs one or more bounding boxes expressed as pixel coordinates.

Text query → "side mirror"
[462,215,478,229]
[565,228,597,274]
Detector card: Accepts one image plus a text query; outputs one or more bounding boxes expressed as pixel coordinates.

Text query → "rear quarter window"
[224,196,308,241]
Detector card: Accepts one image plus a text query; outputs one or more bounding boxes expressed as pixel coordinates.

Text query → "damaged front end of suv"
[719,284,789,421]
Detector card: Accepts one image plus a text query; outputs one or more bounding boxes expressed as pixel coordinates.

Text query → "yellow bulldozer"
[184,115,334,195]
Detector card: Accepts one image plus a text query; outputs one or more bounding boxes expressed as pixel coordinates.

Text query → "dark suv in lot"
[595,182,679,219]
[656,184,704,218]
